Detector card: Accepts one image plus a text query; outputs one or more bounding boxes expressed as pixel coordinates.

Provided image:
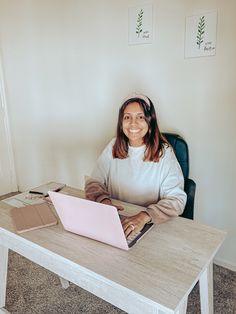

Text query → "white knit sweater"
[85,138,187,224]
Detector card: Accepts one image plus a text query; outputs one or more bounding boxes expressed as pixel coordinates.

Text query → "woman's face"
[122,102,149,147]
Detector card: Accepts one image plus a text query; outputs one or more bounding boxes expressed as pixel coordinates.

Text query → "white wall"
[0,0,235,269]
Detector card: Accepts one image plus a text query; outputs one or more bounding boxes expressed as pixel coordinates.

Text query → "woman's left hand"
[121,211,151,239]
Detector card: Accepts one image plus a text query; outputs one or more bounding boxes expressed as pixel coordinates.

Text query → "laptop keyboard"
[119,214,142,245]
[126,231,141,244]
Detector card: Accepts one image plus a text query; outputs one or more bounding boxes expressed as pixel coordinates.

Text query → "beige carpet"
[4,251,236,314]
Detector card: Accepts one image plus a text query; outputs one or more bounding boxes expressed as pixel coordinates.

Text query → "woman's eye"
[139,115,145,120]
[123,115,130,120]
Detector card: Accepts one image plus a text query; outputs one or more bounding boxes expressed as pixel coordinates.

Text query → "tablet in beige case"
[11,203,57,233]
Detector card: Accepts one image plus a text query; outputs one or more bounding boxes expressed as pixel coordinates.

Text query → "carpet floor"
[5,251,236,314]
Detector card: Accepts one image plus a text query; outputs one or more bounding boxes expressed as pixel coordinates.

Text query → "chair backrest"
[162,133,189,178]
[162,132,196,220]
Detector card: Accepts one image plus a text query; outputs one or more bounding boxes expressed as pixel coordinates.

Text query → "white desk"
[0,186,226,314]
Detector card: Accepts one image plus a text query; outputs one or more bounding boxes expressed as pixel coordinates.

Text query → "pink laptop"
[48,191,153,250]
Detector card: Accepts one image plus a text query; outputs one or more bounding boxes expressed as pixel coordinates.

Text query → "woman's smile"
[122,102,148,147]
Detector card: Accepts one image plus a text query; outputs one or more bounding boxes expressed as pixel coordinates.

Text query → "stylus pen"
[29,190,44,195]
[29,187,64,196]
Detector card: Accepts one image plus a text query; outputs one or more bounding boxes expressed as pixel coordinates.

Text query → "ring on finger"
[130,224,135,231]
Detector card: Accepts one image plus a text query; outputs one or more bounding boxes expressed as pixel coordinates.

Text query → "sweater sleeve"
[145,149,187,224]
[85,140,113,203]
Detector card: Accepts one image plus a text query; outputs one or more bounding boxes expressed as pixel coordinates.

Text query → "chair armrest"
[180,178,196,220]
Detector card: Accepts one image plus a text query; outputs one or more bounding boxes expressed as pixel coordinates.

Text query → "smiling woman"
[85,93,186,240]
[122,102,148,147]
[112,93,166,162]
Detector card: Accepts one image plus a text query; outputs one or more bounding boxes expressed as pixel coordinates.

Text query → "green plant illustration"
[196,16,205,49]
[136,9,143,37]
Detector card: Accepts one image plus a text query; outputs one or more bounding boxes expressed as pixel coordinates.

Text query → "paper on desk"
[3,191,45,208]
[3,182,66,208]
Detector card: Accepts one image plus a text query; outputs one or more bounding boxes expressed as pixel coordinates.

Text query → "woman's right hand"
[101,198,124,211]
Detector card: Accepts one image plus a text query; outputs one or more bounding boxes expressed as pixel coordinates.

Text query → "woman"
[85,93,186,239]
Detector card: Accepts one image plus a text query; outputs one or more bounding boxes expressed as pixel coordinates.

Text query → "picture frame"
[128,4,153,45]
[185,11,217,58]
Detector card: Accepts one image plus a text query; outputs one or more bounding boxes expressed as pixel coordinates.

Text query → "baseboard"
[214,257,236,272]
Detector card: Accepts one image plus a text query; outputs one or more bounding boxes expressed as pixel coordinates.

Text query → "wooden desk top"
[0,186,226,312]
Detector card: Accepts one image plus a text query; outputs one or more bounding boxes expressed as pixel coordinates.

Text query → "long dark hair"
[112,97,168,162]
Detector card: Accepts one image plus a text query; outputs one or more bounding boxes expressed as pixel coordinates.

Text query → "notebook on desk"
[11,203,57,233]
[48,191,153,250]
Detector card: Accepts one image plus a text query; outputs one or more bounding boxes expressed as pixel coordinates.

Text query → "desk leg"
[199,261,213,314]
[0,245,8,309]
[59,277,70,289]
[0,309,10,313]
